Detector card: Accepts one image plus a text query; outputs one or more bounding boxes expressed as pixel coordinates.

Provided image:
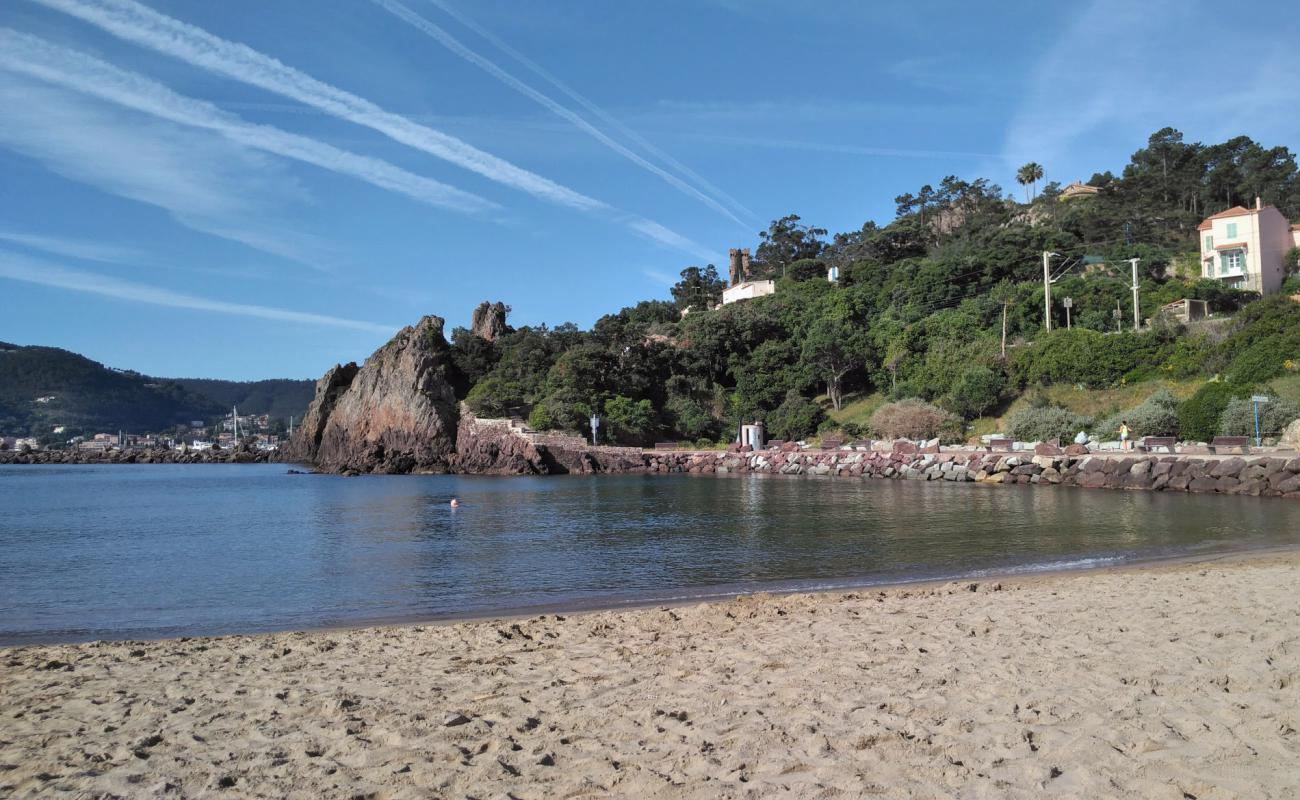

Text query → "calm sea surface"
[2,464,1298,644]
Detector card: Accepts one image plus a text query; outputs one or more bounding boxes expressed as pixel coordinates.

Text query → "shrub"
[945,366,1005,419]
[665,395,719,441]
[1218,396,1300,439]
[766,390,825,441]
[1220,295,1300,384]
[1096,389,1180,440]
[1012,329,1168,389]
[840,421,865,439]
[1177,381,1253,442]
[1005,405,1092,444]
[869,398,958,440]
[603,395,656,446]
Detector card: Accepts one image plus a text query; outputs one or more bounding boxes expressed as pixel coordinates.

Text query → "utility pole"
[1129,258,1141,330]
[1042,251,1055,331]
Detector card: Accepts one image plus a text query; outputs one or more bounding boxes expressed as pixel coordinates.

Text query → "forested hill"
[166,378,315,422]
[448,128,1300,446]
[0,342,313,439]
[0,344,221,438]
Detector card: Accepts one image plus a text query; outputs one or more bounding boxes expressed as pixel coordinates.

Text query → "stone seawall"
[643,450,1300,499]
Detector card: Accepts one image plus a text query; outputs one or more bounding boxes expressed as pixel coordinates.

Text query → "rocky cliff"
[284,317,460,473]
[285,314,644,475]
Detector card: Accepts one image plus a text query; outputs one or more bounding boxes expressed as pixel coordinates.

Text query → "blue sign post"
[590,414,600,446]
[1251,395,1269,446]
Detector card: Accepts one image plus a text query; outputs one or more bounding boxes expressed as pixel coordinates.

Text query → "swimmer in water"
[449,497,460,508]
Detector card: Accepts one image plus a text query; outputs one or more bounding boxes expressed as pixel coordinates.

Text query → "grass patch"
[1267,372,1300,406]
[828,391,888,428]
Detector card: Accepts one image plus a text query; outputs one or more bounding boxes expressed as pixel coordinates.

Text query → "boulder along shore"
[2,551,1298,798]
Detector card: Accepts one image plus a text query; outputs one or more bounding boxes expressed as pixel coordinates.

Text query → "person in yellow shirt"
[1119,420,1130,451]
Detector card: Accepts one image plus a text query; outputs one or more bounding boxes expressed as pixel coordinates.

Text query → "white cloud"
[375,0,751,227]
[0,248,395,333]
[0,75,328,267]
[0,230,143,264]
[0,28,498,217]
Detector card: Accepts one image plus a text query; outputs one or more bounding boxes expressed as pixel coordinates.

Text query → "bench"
[1138,436,1177,453]
[986,437,1012,452]
[653,442,677,450]
[849,439,874,450]
[819,438,843,451]
[765,439,786,449]
[1209,436,1250,454]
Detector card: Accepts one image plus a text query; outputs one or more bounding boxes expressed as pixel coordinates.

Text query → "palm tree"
[1016,162,1044,202]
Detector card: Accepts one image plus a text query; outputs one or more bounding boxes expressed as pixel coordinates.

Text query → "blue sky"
[2,0,1297,380]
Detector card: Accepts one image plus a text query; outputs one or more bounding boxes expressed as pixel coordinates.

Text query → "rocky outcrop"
[285,315,644,475]
[1282,419,1300,450]
[285,316,461,474]
[469,301,509,342]
[281,362,359,463]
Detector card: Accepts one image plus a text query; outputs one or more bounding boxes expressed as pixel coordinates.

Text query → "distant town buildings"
[1197,198,1300,295]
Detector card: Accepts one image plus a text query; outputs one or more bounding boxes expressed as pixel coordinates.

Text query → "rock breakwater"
[644,449,1300,499]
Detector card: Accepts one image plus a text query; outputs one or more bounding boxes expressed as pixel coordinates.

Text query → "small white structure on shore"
[740,422,765,449]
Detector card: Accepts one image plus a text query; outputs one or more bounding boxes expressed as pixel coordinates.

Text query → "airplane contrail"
[373,0,751,228]
[0,28,499,216]
[32,0,716,260]
[422,0,757,223]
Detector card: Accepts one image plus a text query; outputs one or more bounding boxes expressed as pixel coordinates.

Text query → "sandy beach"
[3,554,1299,799]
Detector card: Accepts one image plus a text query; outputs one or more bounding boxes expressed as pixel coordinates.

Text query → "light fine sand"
[3,555,1299,798]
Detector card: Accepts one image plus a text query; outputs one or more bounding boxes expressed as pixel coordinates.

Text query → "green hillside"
[0,345,314,440]
[0,344,221,438]
[448,128,1300,446]
[166,378,315,422]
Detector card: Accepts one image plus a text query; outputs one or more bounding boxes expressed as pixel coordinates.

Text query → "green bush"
[869,398,958,440]
[1096,389,1180,439]
[1218,396,1300,439]
[1220,296,1300,384]
[1005,405,1092,444]
[945,366,1005,419]
[603,395,656,446]
[766,389,826,441]
[1012,329,1168,389]
[1177,381,1253,442]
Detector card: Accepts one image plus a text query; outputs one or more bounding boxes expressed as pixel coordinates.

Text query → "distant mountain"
[166,378,315,422]
[0,343,313,438]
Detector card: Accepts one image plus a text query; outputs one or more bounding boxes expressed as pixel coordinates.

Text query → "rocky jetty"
[284,314,643,475]
[0,448,274,466]
[644,449,1300,499]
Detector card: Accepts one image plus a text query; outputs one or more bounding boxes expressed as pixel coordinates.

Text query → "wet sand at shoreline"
[3,553,1299,798]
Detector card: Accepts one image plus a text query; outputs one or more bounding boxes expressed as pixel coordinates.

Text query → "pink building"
[1197,198,1300,295]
